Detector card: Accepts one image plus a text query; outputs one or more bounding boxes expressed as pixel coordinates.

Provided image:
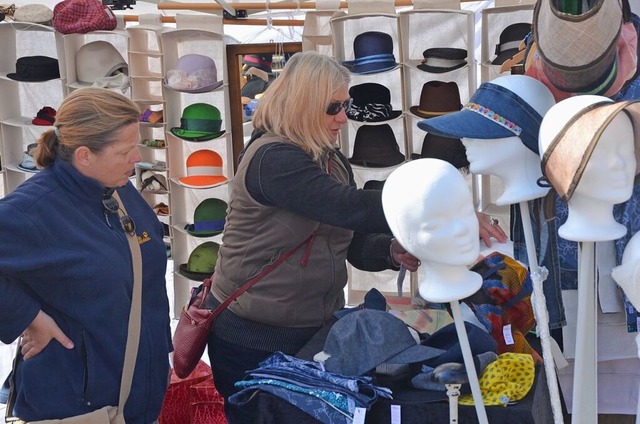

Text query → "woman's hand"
[477,211,508,247]
[21,310,74,360]
[390,238,421,272]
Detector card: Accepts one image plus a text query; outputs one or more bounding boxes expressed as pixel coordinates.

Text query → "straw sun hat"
[533,0,625,93]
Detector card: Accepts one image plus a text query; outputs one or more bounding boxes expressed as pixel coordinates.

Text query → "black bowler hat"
[347,83,402,123]
[348,124,405,168]
[7,56,60,82]
[411,133,469,170]
[418,48,468,73]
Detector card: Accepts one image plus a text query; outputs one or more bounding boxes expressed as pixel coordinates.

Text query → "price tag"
[503,324,515,345]
[353,407,367,424]
[391,404,401,424]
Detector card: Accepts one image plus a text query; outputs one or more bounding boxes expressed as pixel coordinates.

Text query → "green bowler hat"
[179,241,221,280]
[170,103,226,141]
[184,198,228,237]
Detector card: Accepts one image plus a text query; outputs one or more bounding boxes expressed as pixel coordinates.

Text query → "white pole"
[518,201,564,423]
[449,299,488,424]
[571,241,597,424]
[636,334,640,424]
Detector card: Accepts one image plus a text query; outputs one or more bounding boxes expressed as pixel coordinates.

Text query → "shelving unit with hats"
[126,16,171,244]
[398,7,476,169]
[0,19,65,195]
[160,14,233,315]
[329,11,410,304]
[476,3,534,217]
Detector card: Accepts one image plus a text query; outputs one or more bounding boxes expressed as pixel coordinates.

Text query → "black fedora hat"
[418,48,467,73]
[347,83,402,123]
[348,124,405,168]
[7,56,60,82]
[492,23,531,65]
[411,133,469,170]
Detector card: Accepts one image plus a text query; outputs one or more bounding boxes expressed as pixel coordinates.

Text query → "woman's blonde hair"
[252,51,351,162]
[36,87,141,168]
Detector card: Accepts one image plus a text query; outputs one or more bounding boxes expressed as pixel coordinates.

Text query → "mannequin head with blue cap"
[418,75,555,205]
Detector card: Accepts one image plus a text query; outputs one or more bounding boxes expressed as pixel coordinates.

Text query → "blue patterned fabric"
[228,352,392,424]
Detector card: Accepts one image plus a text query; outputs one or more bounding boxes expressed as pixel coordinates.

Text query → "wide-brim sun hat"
[539,95,640,203]
[533,0,623,93]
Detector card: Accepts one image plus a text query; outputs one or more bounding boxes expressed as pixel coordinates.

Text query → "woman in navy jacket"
[0,88,171,423]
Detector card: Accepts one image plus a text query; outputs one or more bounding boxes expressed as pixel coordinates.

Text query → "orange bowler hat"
[178,149,228,188]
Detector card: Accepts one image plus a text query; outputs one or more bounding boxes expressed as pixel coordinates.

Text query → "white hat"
[14,4,54,25]
[76,41,128,85]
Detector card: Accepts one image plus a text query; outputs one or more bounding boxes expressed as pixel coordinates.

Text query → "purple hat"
[165,54,223,93]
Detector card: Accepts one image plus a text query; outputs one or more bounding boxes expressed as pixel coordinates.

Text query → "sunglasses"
[102,191,136,237]
[326,98,353,116]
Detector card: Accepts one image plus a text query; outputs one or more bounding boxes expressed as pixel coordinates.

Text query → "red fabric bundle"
[159,361,214,424]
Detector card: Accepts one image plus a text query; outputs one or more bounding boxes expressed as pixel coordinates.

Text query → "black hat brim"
[179,263,213,281]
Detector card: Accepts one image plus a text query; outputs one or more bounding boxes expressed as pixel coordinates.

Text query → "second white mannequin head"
[539,95,637,241]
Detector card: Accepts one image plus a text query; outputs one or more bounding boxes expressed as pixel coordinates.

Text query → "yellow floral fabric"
[459,352,535,407]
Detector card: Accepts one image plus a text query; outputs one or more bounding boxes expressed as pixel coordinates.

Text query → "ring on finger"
[490,217,499,226]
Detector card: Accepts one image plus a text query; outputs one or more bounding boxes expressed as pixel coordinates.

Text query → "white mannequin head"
[382,158,482,302]
[461,75,555,204]
[611,231,640,310]
[539,95,637,241]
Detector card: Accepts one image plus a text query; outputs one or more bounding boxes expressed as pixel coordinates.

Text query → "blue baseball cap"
[417,82,544,154]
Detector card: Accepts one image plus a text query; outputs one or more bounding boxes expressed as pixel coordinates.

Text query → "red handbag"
[172,232,316,378]
[172,278,218,379]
